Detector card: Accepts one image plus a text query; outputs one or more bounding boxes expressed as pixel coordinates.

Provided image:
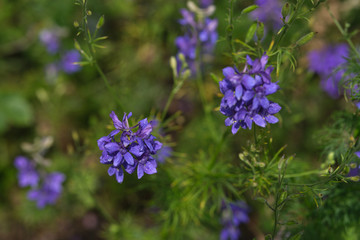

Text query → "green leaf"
[0,93,33,132]
[96,15,105,29]
[245,23,257,43]
[288,231,303,240]
[210,73,221,84]
[295,32,315,47]
[241,5,259,15]
[94,36,109,42]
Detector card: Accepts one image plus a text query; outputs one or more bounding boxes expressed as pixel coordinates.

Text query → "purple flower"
[347,151,360,178]
[175,6,218,76]
[250,0,283,31]
[97,112,162,183]
[61,50,82,74]
[39,29,61,54]
[219,54,281,134]
[155,146,173,163]
[220,201,249,240]
[27,172,66,208]
[308,44,349,98]
[199,0,213,8]
[14,156,40,188]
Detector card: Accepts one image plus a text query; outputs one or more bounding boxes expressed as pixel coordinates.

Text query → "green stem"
[208,129,230,170]
[253,126,258,146]
[195,33,208,114]
[93,194,116,223]
[161,88,177,122]
[82,0,124,112]
[227,0,237,65]
[271,0,305,52]
[284,169,324,178]
[327,6,360,59]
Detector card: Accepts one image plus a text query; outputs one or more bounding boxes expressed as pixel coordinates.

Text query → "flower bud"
[281,3,290,20]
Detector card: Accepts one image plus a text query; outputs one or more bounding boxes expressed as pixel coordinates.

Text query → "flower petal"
[108,166,116,176]
[259,96,270,109]
[223,67,236,79]
[264,82,279,95]
[235,85,243,100]
[104,142,120,154]
[115,168,124,183]
[137,164,144,179]
[242,90,255,101]
[242,75,256,90]
[265,115,279,124]
[268,103,281,114]
[113,153,123,167]
[143,161,157,175]
[124,152,134,165]
[253,114,266,127]
[110,111,122,129]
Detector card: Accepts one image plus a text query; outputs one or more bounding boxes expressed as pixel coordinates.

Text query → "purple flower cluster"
[199,0,213,8]
[220,201,249,240]
[39,29,61,54]
[39,28,82,81]
[14,156,65,208]
[250,0,283,31]
[308,44,349,99]
[175,2,218,75]
[219,54,281,134]
[61,50,82,74]
[14,156,39,188]
[28,172,66,208]
[97,112,162,183]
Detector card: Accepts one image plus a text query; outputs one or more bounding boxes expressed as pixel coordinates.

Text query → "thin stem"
[161,88,177,122]
[327,6,360,59]
[253,126,258,146]
[227,0,237,65]
[284,169,324,178]
[195,32,209,114]
[271,0,305,52]
[208,129,231,170]
[82,0,124,112]
[94,195,117,223]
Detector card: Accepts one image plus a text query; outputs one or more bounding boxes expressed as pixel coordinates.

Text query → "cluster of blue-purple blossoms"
[39,28,81,81]
[220,201,249,240]
[308,43,349,99]
[97,112,162,183]
[220,54,281,134]
[175,0,218,75]
[14,156,65,208]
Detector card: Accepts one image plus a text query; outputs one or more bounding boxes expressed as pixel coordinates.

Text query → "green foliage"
[0,92,33,133]
[301,183,360,239]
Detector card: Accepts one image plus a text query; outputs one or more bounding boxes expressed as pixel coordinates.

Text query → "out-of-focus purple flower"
[97,112,162,183]
[347,151,360,178]
[250,0,283,31]
[39,29,61,54]
[155,146,172,163]
[219,54,281,134]
[175,5,218,76]
[199,0,213,8]
[14,156,40,188]
[308,44,349,98]
[220,201,249,240]
[61,50,82,74]
[27,172,66,208]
